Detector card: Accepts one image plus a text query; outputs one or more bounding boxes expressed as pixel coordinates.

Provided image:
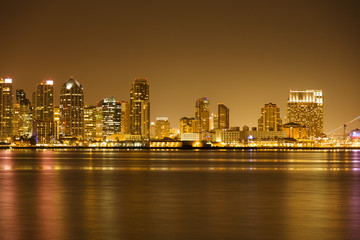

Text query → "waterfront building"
[218,103,229,130]
[179,117,196,134]
[286,90,324,138]
[95,106,103,140]
[248,130,287,140]
[181,133,201,141]
[59,77,84,140]
[169,128,179,139]
[283,122,307,139]
[0,78,13,142]
[155,117,170,139]
[130,78,150,139]
[84,106,98,141]
[13,89,32,139]
[209,113,218,130]
[34,80,54,144]
[239,125,250,142]
[150,122,156,139]
[120,101,130,134]
[98,97,122,137]
[54,106,60,140]
[258,103,282,131]
[16,89,31,106]
[195,97,210,133]
[221,128,240,145]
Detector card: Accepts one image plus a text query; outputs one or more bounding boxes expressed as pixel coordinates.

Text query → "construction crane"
[327,116,360,138]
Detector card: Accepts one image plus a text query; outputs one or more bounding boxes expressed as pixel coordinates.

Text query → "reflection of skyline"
[1,150,360,172]
[37,151,63,240]
[0,150,360,239]
[0,167,20,240]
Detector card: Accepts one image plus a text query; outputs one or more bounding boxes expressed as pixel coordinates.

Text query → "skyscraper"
[286,90,324,138]
[34,80,54,143]
[195,97,210,133]
[84,106,98,141]
[179,117,197,134]
[0,78,13,142]
[130,78,150,139]
[54,106,60,140]
[98,97,122,137]
[154,117,170,139]
[258,103,282,131]
[16,89,31,106]
[218,103,229,130]
[13,89,32,139]
[209,113,218,130]
[59,77,84,139]
[120,101,130,134]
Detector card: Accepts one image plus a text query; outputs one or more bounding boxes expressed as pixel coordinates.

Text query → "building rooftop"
[64,78,82,90]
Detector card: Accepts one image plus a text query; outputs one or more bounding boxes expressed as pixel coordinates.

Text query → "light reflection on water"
[0,150,359,240]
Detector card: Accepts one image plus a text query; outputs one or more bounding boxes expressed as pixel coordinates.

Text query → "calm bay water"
[0,150,359,240]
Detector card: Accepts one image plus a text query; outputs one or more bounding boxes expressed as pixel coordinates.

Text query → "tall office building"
[195,97,210,133]
[286,90,324,138]
[258,103,282,131]
[179,117,197,134]
[209,113,218,130]
[130,78,150,139]
[218,103,229,130]
[13,89,32,138]
[54,106,60,140]
[16,89,31,106]
[0,78,13,142]
[120,101,130,134]
[34,80,54,143]
[59,77,84,139]
[98,97,122,137]
[84,106,98,141]
[154,117,170,139]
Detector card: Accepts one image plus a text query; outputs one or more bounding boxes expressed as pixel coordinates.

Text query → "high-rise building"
[59,77,84,139]
[13,89,32,139]
[286,90,324,138]
[16,89,31,106]
[258,103,282,131]
[34,80,54,144]
[130,78,150,139]
[150,122,156,139]
[195,97,210,133]
[179,117,196,134]
[98,97,122,137]
[0,78,13,142]
[209,113,218,130]
[84,106,97,141]
[54,106,60,140]
[218,103,229,130]
[120,101,130,134]
[155,117,170,139]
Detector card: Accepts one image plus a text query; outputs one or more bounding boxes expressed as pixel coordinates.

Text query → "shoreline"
[1,146,360,151]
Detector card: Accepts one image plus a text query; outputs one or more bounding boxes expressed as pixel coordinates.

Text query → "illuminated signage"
[46,80,54,85]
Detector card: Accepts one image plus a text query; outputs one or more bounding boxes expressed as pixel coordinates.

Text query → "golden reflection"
[1,165,358,171]
[0,171,20,240]
[37,153,63,239]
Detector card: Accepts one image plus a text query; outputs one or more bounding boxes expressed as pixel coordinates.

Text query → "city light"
[0,77,359,149]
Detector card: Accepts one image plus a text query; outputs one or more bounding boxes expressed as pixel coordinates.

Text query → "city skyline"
[0,0,359,133]
[1,75,359,135]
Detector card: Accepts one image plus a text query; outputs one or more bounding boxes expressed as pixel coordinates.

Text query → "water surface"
[0,150,359,240]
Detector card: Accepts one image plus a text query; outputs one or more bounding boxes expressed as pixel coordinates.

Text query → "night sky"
[1,0,359,133]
